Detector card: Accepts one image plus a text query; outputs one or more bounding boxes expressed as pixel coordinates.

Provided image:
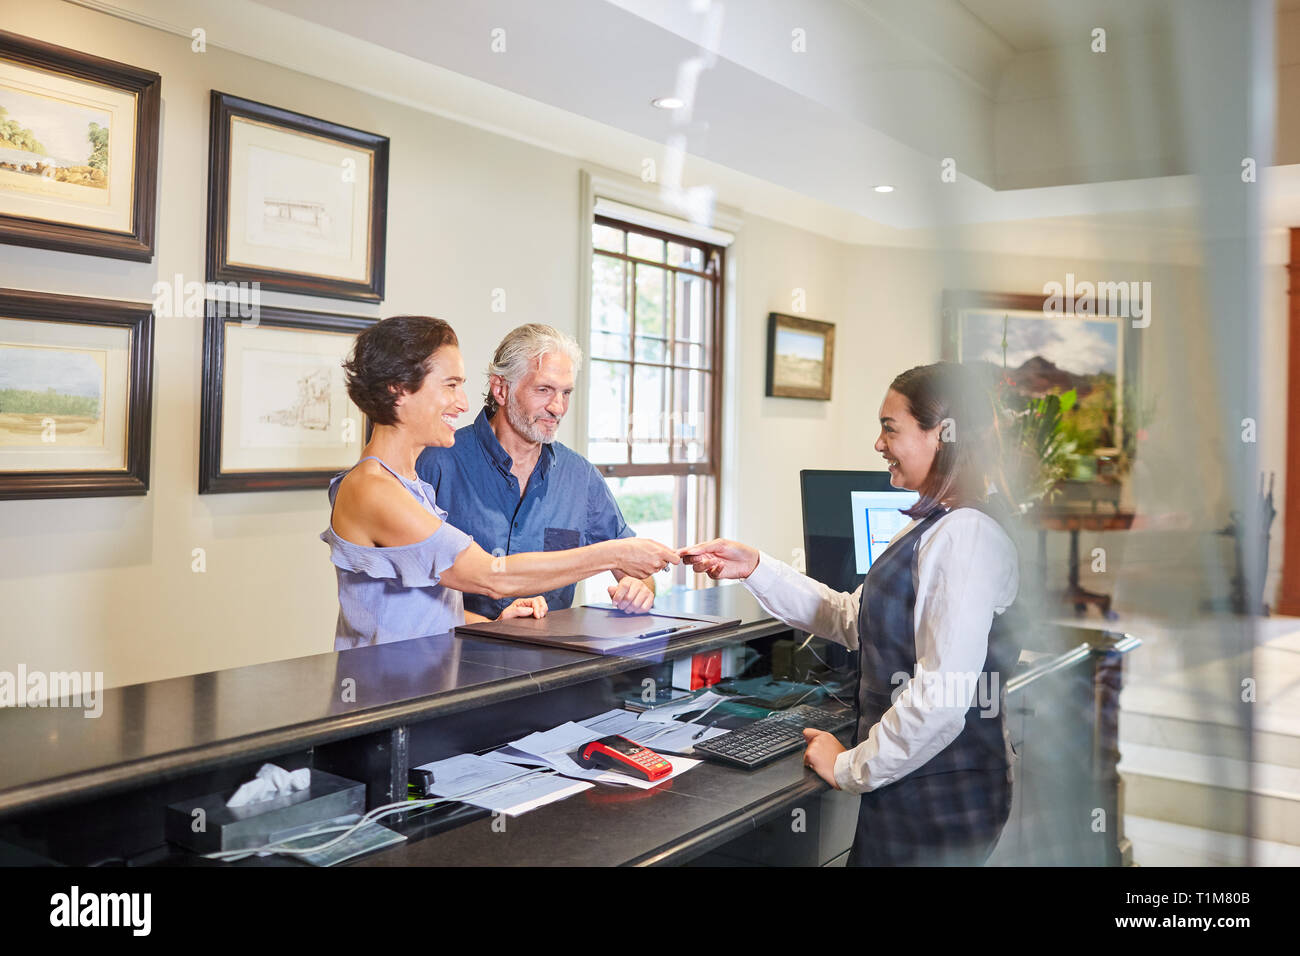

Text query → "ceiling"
[80,0,1294,240]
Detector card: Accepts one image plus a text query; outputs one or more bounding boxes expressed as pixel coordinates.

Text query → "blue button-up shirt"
[415,408,635,619]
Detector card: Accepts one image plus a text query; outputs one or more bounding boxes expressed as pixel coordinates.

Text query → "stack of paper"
[582,708,729,755]
[484,710,716,789]
[411,753,592,816]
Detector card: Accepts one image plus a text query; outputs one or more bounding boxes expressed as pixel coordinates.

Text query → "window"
[586,214,724,589]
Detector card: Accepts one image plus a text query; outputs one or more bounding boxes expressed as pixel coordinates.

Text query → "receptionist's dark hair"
[889,362,1002,520]
[343,316,459,425]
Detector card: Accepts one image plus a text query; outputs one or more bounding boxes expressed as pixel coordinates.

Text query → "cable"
[203,764,563,861]
[201,797,447,861]
[680,694,728,726]
[804,672,853,709]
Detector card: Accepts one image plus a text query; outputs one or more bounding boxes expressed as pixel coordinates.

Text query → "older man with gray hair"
[415,324,655,618]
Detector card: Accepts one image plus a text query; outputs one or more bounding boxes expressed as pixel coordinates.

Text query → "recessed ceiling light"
[651,97,685,110]
[874,184,895,193]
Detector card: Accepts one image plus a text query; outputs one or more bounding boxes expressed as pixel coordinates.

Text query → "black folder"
[453,604,739,655]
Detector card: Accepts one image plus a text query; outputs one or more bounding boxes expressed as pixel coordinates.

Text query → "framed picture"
[0,30,161,261]
[0,287,153,499]
[765,312,834,400]
[206,92,388,302]
[200,302,372,493]
[942,290,1144,462]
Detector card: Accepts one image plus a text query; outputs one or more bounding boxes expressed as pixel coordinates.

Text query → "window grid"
[589,214,723,478]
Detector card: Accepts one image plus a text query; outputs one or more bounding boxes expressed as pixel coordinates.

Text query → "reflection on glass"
[591,255,628,334]
[587,359,629,455]
[673,369,709,462]
[635,264,667,339]
[632,364,666,444]
[635,337,666,363]
[675,273,707,344]
[674,341,706,369]
[668,241,704,270]
[591,330,630,361]
[627,232,665,262]
[592,223,624,254]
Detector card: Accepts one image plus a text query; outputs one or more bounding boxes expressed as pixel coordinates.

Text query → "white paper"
[412,753,537,799]
[635,690,728,722]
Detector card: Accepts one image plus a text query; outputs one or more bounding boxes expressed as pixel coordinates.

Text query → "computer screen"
[800,470,920,596]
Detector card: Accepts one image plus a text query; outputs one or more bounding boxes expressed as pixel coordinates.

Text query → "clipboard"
[453,604,740,655]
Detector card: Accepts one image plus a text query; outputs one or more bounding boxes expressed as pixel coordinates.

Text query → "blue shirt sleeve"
[585,465,635,544]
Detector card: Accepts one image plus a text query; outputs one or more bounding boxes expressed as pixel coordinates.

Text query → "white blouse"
[741,507,1019,794]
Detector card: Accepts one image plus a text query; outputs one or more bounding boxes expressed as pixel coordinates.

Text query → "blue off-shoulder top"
[320,456,475,650]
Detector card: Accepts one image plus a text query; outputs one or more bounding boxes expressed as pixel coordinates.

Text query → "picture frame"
[765,312,834,400]
[206,91,389,302]
[0,30,161,261]
[941,289,1144,469]
[199,302,372,493]
[0,287,154,499]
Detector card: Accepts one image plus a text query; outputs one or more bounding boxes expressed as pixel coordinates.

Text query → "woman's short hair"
[889,361,1000,519]
[342,316,458,425]
[484,324,583,416]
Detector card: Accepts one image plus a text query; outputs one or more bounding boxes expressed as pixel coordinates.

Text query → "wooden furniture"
[1033,507,1136,618]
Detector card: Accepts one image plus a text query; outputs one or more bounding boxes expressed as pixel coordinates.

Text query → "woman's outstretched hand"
[497,596,548,621]
[679,539,760,580]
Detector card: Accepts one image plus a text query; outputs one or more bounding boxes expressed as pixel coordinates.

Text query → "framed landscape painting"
[942,290,1144,463]
[206,92,388,302]
[199,303,372,493]
[0,288,154,499]
[0,30,161,261]
[765,312,834,400]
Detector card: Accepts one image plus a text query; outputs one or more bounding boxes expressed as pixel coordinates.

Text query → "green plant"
[987,313,1076,509]
[993,386,1077,508]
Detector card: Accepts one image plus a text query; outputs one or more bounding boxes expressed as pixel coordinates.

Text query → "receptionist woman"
[682,362,1022,866]
[322,315,679,649]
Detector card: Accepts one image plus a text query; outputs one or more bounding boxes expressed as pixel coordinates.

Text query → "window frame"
[587,213,726,481]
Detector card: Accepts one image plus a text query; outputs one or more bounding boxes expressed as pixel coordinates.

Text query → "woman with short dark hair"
[322,315,679,649]
[682,362,1023,866]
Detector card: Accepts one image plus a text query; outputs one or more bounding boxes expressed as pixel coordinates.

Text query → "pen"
[691,720,719,740]
[637,624,688,640]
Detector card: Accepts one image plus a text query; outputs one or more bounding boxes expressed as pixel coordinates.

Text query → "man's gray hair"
[484,324,584,416]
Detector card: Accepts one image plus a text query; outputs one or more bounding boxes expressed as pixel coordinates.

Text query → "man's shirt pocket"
[543,527,581,551]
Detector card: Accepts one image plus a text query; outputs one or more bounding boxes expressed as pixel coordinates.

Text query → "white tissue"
[225,763,312,808]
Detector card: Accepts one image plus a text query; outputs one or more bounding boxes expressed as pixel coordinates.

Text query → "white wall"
[0,4,588,687]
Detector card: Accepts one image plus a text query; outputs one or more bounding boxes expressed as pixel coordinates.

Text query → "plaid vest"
[853,500,1022,777]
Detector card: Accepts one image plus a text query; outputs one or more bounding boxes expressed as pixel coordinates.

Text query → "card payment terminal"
[578,735,673,782]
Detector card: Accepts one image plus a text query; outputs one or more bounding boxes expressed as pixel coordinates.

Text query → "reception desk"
[0,585,1137,867]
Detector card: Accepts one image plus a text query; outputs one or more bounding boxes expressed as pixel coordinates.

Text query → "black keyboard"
[690,704,855,770]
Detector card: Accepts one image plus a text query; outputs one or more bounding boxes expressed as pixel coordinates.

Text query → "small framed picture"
[765,312,834,400]
[199,302,371,493]
[0,287,154,499]
[0,30,161,261]
[206,91,389,302]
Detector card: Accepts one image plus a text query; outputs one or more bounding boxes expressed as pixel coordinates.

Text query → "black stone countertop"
[0,584,785,818]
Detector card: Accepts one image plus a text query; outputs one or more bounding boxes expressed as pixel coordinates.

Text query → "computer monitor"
[799,470,921,596]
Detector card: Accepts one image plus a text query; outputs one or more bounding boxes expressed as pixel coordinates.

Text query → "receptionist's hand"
[802,728,845,789]
[497,596,548,621]
[678,539,760,580]
[608,576,655,614]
